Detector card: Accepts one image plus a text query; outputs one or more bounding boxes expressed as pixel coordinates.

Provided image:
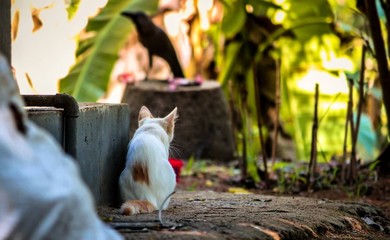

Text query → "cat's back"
[127,123,169,162]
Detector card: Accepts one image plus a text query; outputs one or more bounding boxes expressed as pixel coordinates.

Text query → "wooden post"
[0,0,11,64]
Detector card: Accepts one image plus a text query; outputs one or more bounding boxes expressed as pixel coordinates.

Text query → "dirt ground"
[177,163,390,218]
[99,191,390,239]
[98,162,390,239]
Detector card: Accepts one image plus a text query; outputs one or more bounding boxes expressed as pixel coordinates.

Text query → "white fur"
[119,107,177,210]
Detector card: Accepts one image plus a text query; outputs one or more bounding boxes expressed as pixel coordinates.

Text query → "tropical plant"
[357,0,390,175]
[59,0,158,102]
[214,0,354,182]
[58,0,388,181]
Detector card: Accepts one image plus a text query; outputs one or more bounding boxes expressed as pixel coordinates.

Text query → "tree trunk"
[363,0,390,175]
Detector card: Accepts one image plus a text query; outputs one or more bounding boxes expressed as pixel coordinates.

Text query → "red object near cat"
[168,158,184,183]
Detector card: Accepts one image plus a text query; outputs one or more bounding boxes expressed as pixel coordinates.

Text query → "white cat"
[119,106,177,215]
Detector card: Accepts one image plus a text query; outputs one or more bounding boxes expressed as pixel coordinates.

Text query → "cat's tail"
[120,200,155,215]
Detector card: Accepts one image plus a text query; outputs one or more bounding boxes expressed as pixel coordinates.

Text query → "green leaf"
[369,160,380,171]
[248,0,282,16]
[376,0,386,21]
[217,41,243,87]
[59,0,158,102]
[182,155,195,176]
[284,0,334,40]
[221,0,247,39]
[76,35,97,57]
[86,1,126,32]
[66,0,80,20]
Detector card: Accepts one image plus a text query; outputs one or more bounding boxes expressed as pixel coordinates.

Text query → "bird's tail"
[120,200,155,215]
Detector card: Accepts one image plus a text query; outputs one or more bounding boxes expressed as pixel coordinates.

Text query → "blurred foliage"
[59,0,158,101]
[212,0,387,182]
[58,0,388,183]
[65,0,80,20]
[214,0,338,181]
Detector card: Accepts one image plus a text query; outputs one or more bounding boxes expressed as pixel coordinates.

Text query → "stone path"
[98,191,390,239]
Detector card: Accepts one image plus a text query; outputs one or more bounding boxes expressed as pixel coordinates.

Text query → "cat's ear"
[138,106,153,125]
[164,107,178,135]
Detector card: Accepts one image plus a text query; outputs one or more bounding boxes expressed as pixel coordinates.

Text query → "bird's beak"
[121,12,135,19]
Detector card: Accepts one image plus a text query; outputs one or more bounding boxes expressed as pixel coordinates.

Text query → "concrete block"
[25,103,130,206]
[26,107,64,144]
[76,103,129,206]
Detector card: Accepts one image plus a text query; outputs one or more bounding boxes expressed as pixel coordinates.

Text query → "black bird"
[121,11,185,79]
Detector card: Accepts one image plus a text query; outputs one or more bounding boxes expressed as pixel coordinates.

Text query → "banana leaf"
[217,41,243,87]
[66,0,80,20]
[221,0,246,39]
[59,0,158,102]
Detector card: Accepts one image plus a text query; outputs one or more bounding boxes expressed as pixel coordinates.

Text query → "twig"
[347,79,357,184]
[241,124,248,180]
[341,82,353,183]
[239,79,248,181]
[271,58,281,168]
[252,60,268,183]
[353,44,366,147]
[228,81,241,176]
[349,44,367,184]
[307,84,319,189]
[228,79,249,181]
[347,45,367,184]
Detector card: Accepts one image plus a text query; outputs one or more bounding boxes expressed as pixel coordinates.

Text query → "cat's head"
[138,106,178,142]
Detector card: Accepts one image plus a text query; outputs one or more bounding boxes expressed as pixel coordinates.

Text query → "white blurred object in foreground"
[0,54,122,240]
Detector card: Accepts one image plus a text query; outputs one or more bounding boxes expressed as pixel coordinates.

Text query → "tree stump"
[121,80,235,161]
